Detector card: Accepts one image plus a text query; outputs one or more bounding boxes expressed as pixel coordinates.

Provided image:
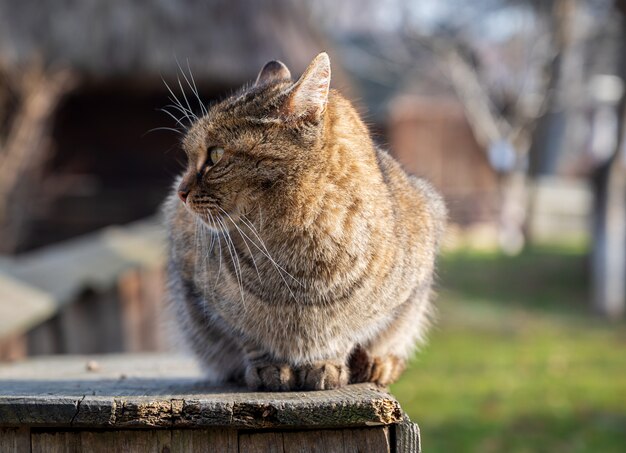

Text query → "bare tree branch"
[0,64,76,252]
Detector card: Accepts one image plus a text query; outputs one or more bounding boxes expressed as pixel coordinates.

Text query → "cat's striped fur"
[164,53,446,390]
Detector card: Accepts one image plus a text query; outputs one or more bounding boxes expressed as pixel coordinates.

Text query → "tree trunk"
[590,2,626,318]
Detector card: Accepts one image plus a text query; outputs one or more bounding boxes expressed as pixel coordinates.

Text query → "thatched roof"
[0,0,328,85]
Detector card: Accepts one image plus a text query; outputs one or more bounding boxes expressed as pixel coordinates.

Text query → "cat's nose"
[177,181,191,204]
[178,189,189,203]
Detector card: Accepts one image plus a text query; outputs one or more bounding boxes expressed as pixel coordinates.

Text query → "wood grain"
[239,431,284,453]
[0,427,29,453]
[27,428,393,453]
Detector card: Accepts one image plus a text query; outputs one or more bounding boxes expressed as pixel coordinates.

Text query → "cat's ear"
[284,52,331,122]
[255,60,291,86]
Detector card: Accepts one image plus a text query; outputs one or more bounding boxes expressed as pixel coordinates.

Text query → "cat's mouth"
[186,203,241,234]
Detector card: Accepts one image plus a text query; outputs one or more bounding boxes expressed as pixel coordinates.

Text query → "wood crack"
[69,395,86,426]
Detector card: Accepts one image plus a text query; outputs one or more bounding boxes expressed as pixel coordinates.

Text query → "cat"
[164,53,446,391]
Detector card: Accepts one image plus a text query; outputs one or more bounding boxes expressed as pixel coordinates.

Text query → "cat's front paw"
[296,360,349,390]
[368,355,406,386]
[349,348,406,387]
[245,362,296,391]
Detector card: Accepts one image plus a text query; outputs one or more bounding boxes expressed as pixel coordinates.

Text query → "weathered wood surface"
[394,417,421,453]
[0,354,403,430]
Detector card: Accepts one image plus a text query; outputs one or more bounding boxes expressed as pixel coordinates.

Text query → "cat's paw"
[245,362,296,391]
[349,347,405,387]
[368,355,405,386]
[296,360,349,390]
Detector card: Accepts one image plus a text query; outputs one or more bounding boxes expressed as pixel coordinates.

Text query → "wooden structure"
[387,96,500,226]
[0,219,169,361]
[0,354,419,452]
[0,0,344,253]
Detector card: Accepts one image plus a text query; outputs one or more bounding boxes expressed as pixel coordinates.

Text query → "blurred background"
[0,0,625,451]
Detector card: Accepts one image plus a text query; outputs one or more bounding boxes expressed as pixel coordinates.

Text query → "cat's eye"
[207,146,224,167]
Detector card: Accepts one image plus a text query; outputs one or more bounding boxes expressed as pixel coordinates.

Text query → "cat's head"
[176,52,332,228]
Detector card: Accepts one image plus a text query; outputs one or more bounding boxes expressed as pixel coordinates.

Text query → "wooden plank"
[239,431,284,453]
[27,317,62,355]
[139,268,168,351]
[0,272,56,339]
[280,428,390,453]
[393,419,420,453]
[0,427,29,453]
[0,219,170,356]
[341,427,390,453]
[79,430,164,453]
[0,354,404,430]
[32,431,81,453]
[56,288,124,354]
[32,427,390,453]
[31,429,237,453]
[155,430,173,453]
[6,219,165,306]
[118,267,168,352]
[118,268,145,352]
[283,429,344,452]
[206,428,238,452]
[0,333,27,362]
[172,429,237,453]
[0,218,166,343]
[93,289,124,353]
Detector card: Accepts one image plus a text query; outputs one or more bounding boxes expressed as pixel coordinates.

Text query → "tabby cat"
[164,53,446,391]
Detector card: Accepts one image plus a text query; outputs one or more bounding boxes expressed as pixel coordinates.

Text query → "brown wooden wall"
[388,96,500,226]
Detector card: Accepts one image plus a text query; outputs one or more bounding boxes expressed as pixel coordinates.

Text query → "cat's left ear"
[255,60,292,86]
[284,52,331,122]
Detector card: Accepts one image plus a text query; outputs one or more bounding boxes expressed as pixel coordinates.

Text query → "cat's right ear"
[282,52,331,123]
[255,60,292,86]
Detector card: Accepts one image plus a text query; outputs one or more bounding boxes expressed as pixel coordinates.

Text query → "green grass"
[391,244,626,453]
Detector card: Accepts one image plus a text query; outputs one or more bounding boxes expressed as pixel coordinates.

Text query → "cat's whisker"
[221,209,300,302]
[257,207,264,232]
[159,107,188,128]
[193,216,201,273]
[164,102,192,121]
[162,77,192,125]
[211,215,224,291]
[177,76,198,122]
[195,216,214,326]
[216,216,246,307]
[176,57,207,117]
[203,213,220,298]
[239,214,304,288]
[205,212,217,256]
[221,213,264,287]
[144,126,183,136]
[203,211,221,290]
[188,60,207,116]
[175,58,200,115]
[166,100,198,126]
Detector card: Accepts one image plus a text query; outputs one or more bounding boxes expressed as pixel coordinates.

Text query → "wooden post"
[0,354,419,452]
